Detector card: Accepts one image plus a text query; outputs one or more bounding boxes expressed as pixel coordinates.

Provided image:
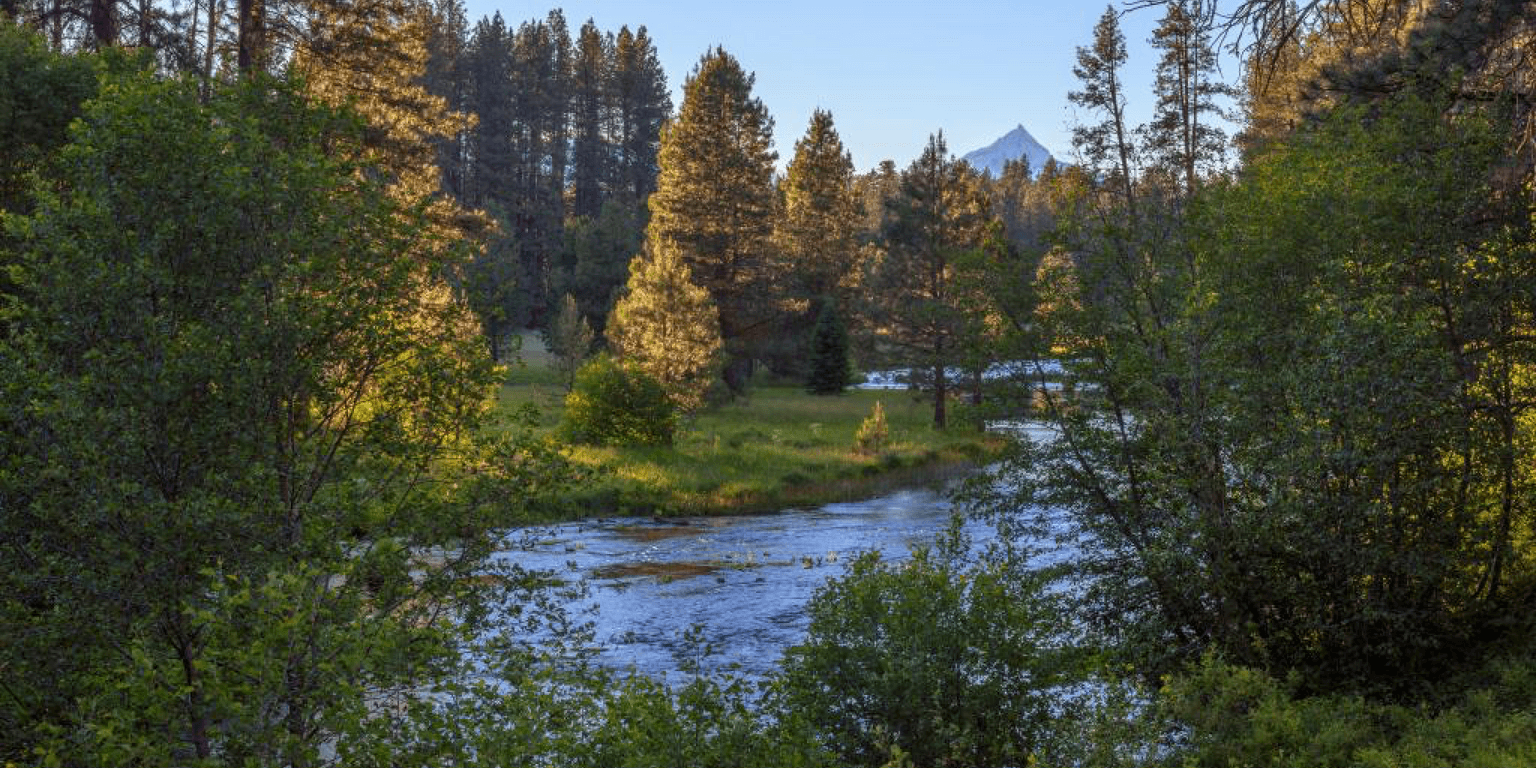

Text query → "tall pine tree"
[1142,0,1233,194]
[776,108,860,310]
[646,46,776,392]
[867,133,992,429]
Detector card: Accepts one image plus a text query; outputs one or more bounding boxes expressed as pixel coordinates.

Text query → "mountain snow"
[961,124,1056,178]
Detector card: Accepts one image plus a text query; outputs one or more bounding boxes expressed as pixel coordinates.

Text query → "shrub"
[772,538,1076,767]
[557,354,676,447]
[853,400,889,455]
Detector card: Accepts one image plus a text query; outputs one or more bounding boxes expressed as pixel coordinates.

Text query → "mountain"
[961,124,1057,178]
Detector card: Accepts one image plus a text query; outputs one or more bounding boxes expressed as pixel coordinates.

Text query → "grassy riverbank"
[491,335,1006,518]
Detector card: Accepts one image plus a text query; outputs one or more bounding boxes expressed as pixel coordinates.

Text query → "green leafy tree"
[806,300,851,395]
[607,241,724,413]
[646,46,777,392]
[0,72,561,766]
[980,86,1536,695]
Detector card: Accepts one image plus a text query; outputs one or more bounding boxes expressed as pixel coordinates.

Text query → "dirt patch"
[590,561,721,580]
[608,524,707,542]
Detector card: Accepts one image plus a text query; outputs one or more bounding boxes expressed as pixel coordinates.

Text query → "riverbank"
[490,340,1006,518]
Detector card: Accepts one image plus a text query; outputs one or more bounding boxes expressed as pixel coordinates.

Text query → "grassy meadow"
[490,333,1005,517]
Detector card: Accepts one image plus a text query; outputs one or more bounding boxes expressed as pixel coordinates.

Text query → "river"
[493,430,1068,683]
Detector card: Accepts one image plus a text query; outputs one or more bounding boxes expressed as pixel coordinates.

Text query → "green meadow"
[492,334,1004,517]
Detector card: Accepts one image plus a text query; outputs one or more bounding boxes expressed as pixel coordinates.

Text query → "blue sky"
[465,1,1238,171]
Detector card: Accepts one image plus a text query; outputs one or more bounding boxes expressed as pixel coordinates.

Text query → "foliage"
[569,672,832,768]
[981,82,1536,694]
[770,109,861,375]
[1068,5,1138,206]
[0,71,573,766]
[1141,0,1234,193]
[0,23,98,216]
[1156,653,1536,768]
[553,198,645,337]
[557,353,677,447]
[606,241,724,412]
[772,531,1077,768]
[646,46,777,392]
[544,292,594,391]
[865,133,995,429]
[806,300,852,395]
[852,400,889,456]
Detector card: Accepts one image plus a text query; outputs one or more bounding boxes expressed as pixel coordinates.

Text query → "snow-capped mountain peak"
[961,124,1056,178]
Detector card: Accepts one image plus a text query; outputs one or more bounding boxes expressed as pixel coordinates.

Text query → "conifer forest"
[2,1,1536,765]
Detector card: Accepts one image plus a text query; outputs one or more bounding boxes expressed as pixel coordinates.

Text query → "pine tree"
[423,0,472,201]
[776,108,860,309]
[1142,0,1234,194]
[464,12,513,209]
[867,133,992,429]
[606,242,723,413]
[610,25,670,206]
[646,46,776,393]
[806,300,851,395]
[1068,5,1138,211]
[545,292,595,391]
[569,19,610,220]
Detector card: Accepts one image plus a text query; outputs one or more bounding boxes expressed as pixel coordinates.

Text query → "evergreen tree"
[553,198,643,339]
[506,10,571,327]
[867,133,992,429]
[646,46,776,393]
[1068,5,1138,211]
[423,0,472,200]
[777,109,860,307]
[569,18,610,220]
[610,25,670,206]
[805,300,852,395]
[545,292,595,391]
[1142,0,1234,194]
[464,12,513,209]
[606,242,723,413]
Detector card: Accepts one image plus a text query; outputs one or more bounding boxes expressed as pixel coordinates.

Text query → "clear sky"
[463,1,1238,172]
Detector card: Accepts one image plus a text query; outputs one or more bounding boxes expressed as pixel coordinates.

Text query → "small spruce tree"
[854,401,890,456]
[806,300,852,395]
[545,292,595,391]
[606,242,723,412]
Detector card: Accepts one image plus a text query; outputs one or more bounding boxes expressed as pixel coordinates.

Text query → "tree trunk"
[236,0,263,72]
[89,0,115,48]
[932,361,947,429]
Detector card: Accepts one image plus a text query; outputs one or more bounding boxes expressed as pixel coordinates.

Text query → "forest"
[2,0,1535,766]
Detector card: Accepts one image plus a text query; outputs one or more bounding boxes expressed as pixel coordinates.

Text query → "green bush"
[557,354,677,447]
[1158,653,1536,768]
[772,535,1077,767]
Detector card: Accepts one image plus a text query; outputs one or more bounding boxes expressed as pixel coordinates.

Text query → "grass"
[490,333,1006,518]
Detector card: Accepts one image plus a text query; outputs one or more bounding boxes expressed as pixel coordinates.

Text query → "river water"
[493,488,969,681]
[492,427,1068,683]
